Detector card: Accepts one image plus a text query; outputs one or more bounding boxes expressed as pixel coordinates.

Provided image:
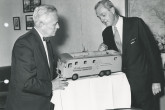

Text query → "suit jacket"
[102,17,164,95]
[5,28,54,110]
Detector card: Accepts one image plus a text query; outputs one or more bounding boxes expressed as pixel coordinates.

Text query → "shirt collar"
[114,16,123,30]
[34,27,44,42]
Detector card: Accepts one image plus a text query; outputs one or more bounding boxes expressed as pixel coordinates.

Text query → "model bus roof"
[59,50,120,63]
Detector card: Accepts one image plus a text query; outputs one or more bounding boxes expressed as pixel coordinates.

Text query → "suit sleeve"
[12,39,52,97]
[138,18,164,83]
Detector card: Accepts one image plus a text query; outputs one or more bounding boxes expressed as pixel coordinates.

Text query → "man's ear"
[110,7,115,14]
[39,21,44,27]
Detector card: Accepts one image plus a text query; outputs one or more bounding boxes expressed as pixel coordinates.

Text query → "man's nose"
[56,23,60,29]
[100,17,105,23]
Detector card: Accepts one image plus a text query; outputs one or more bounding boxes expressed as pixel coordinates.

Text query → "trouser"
[131,90,160,110]
[50,102,55,110]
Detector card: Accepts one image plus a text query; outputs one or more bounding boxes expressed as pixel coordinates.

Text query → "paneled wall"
[42,0,126,53]
[0,0,164,110]
[0,0,30,66]
[0,0,125,65]
[0,0,12,66]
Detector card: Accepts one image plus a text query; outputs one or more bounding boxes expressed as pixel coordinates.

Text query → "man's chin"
[105,23,111,27]
[52,33,56,37]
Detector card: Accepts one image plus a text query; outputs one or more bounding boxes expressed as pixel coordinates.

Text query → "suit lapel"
[31,29,51,77]
[123,17,131,54]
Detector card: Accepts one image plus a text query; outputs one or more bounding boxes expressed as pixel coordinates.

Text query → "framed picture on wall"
[23,0,41,13]
[13,17,21,30]
[25,15,34,30]
[127,0,165,52]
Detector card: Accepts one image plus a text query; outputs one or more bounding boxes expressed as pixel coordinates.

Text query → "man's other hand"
[98,43,108,51]
[52,78,69,90]
[152,83,161,95]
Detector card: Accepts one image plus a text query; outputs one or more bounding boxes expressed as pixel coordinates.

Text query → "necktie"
[114,26,122,53]
[43,37,54,80]
[43,37,52,42]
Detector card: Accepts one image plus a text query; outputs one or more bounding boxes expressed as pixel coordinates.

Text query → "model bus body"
[57,50,122,80]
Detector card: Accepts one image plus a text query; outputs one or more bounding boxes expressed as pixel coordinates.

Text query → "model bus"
[56,50,122,80]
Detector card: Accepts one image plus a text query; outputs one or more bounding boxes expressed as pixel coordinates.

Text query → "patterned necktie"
[114,26,122,53]
[43,37,54,80]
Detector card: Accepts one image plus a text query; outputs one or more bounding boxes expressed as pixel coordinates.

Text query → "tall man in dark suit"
[94,0,164,110]
[5,4,68,110]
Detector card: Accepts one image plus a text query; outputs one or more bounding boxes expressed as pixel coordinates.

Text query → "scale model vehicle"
[56,50,122,80]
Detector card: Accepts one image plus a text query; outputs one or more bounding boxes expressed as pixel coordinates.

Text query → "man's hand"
[52,77,69,90]
[152,83,161,95]
[98,43,108,51]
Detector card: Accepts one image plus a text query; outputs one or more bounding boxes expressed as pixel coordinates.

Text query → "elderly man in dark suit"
[5,4,68,110]
[95,0,164,110]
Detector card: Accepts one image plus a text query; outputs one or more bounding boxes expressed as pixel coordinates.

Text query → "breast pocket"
[128,37,141,53]
[129,37,137,45]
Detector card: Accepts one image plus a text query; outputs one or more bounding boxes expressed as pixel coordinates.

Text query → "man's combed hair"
[94,0,114,11]
[95,0,120,15]
[33,4,57,26]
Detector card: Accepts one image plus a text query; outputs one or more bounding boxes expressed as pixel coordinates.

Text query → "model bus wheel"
[105,70,111,76]
[99,71,104,77]
[72,74,78,80]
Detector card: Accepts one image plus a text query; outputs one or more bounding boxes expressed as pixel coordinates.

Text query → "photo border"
[23,0,41,13]
[25,15,34,30]
[13,17,21,30]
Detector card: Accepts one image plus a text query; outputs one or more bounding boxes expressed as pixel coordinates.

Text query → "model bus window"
[75,62,78,65]
[84,61,87,64]
[68,63,72,68]
[93,60,96,63]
